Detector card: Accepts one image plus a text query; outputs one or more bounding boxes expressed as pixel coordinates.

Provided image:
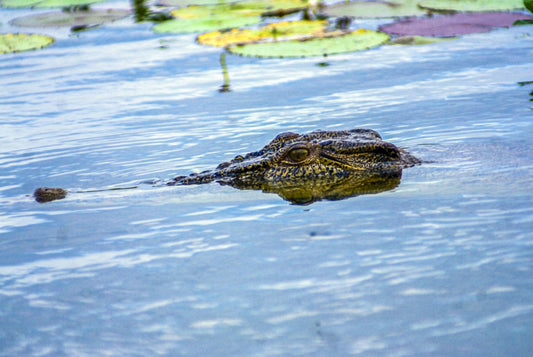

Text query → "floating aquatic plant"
[153,13,262,33]
[418,0,525,12]
[156,0,230,5]
[380,12,533,37]
[198,18,392,58]
[153,0,308,33]
[197,20,327,47]
[388,35,456,45]
[322,0,427,19]
[227,29,390,58]
[515,0,533,25]
[0,33,54,53]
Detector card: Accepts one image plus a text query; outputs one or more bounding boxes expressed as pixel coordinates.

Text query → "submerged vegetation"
[1,0,532,55]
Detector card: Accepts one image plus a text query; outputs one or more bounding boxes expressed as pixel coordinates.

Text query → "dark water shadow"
[219,170,403,205]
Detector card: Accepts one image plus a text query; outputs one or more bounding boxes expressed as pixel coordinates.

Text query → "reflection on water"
[33,169,402,205]
[131,0,172,23]
[223,170,402,205]
[219,52,232,93]
[0,2,532,356]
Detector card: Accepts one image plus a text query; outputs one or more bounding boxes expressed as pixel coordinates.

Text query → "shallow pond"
[1,2,532,356]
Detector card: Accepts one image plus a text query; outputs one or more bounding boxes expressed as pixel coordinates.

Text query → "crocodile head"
[170,129,421,203]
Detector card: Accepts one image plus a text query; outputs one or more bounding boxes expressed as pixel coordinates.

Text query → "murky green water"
[1,2,532,356]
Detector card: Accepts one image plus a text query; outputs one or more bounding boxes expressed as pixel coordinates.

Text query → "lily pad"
[418,0,525,12]
[1,0,105,8]
[153,14,262,33]
[514,19,533,25]
[197,20,327,47]
[227,28,390,58]
[169,0,308,18]
[0,33,54,54]
[156,0,232,6]
[154,0,308,33]
[322,0,427,19]
[379,12,533,37]
[10,9,131,28]
[388,35,456,45]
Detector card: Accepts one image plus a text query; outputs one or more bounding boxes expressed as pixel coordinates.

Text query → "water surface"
[1,3,532,356]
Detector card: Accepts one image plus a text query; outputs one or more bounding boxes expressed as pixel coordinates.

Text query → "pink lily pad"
[379,12,533,37]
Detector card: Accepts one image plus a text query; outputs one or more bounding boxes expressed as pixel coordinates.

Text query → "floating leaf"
[1,0,39,7]
[197,20,327,47]
[170,4,234,19]
[154,0,308,33]
[1,0,105,8]
[153,15,262,33]
[157,0,301,8]
[169,0,308,19]
[380,12,533,37]
[10,9,131,28]
[388,35,456,45]
[0,33,54,54]
[227,28,389,58]
[323,0,427,19]
[157,0,230,6]
[514,19,533,25]
[418,0,525,12]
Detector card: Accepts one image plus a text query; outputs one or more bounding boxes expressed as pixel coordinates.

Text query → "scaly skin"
[34,129,421,204]
[168,128,420,186]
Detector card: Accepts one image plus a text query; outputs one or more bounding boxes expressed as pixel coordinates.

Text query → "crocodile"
[34,128,421,204]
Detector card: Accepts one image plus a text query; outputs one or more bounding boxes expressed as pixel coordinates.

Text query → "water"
[1,2,532,355]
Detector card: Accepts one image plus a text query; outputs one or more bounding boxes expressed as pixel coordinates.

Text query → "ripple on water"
[1,10,532,356]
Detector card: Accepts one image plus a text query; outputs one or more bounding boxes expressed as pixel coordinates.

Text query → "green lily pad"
[0,33,54,53]
[389,35,456,45]
[418,0,525,12]
[197,20,327,47]
[153,0,308,33]
[169,0,308,18]
[514,19,533,24]
[227,29,390,58]
[10,9,131,28]
[323,0,427,19]
[157,0,241,5]
[153,14,262,33]
[1,0,105,8]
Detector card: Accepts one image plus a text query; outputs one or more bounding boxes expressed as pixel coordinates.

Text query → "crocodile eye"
[288,148,309,162]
